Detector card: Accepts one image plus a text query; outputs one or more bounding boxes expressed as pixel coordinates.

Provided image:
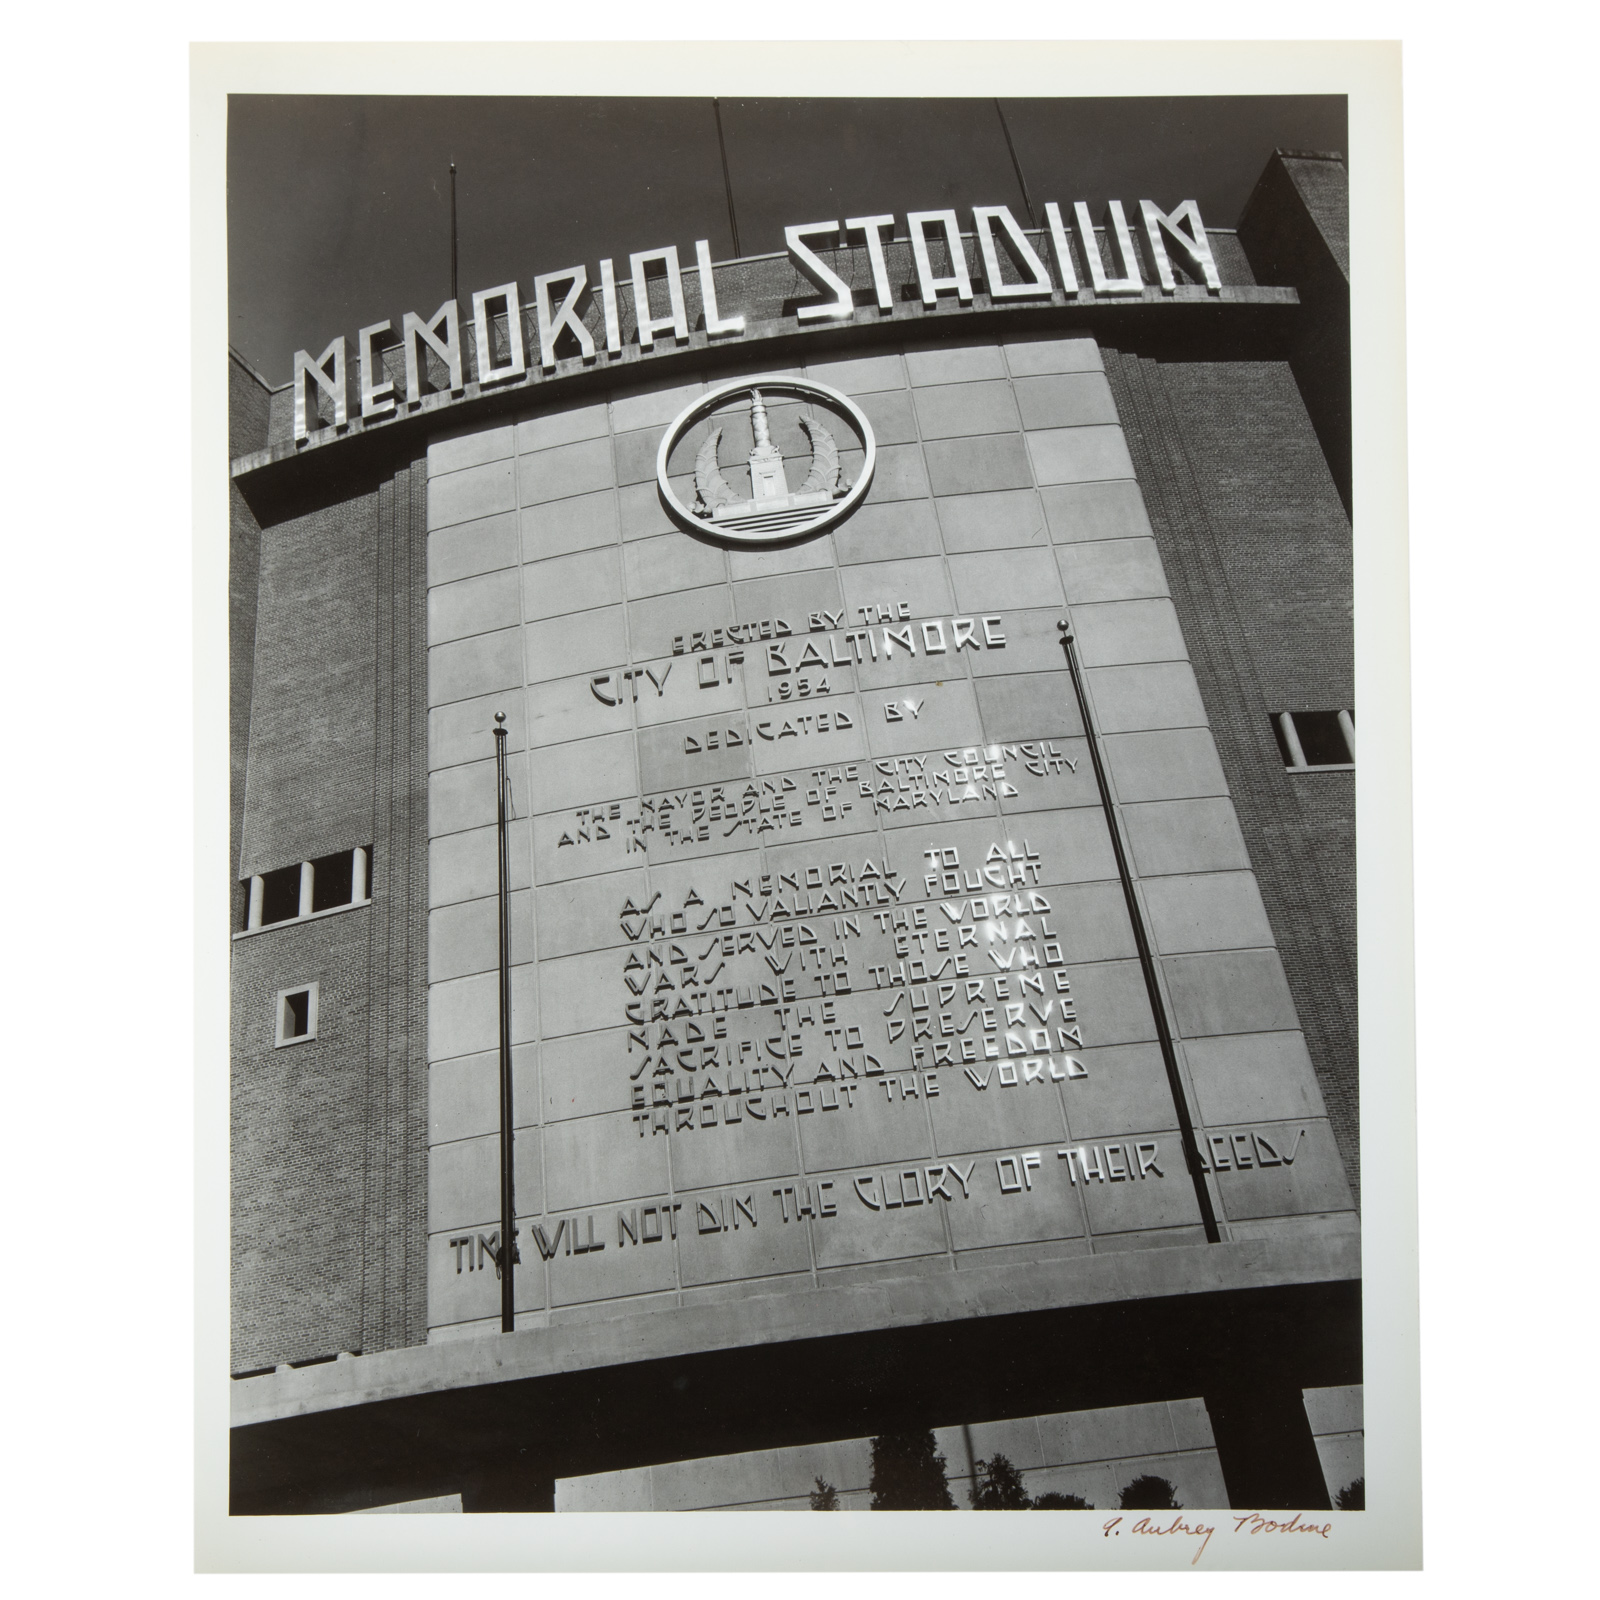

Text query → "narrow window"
[275,983,319,1048]
[258,863,302,925]
[311,849,354,912]
[1272,710,1355,771]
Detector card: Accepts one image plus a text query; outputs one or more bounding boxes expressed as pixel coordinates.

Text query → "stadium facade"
[227,144,1360,1514]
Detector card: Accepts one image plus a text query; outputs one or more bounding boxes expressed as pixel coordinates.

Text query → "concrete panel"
[1041,479,1155,543]
[1164,949,1301,1038]
[913,379,1021,439]
[536,947,618,1040]
[428,457,515,529]
[734,567,843,624]
[610,426,662,487]
[965,607,1072,678]
[521,490,620,562]
[944,1176,1084,1254]
[1037,1399,1176,1465]
[429,422,514,476]
[518,436,616,506]
[616,480,677,542]
[811,1176,947,1269]
[1057,538,1171,604]
[925,434,1034,497]
[865,677,983,757]
[1141,871,1276,955]
[428,1224,545,1328]
[609,378,707,434]
[839,555,954,623]
[973,672,1085,743]
[429,889,532,984]
[525,604,628,685]
[805,350,908,394]
[1004,336,1104,377]
[624,532,727,598]
[533,868,649,961]
[429,819,530,908]
[905,343,1007,386]
[430,751,526,839]
[927,1086,1069,1166]
[1209,1118,1352,1220]
[674,1191,814,1287]
[428,690,527,774]
[728,538,837,581]
[429,1044,536,1148]
[429,1130,542,1234]
[429,511,519,587]
[1014,372,1119,430]
[628,583,732,661]
[869,442,934,502]
[1026,426,1137,486]
[1315,1434,1365,1505]
[1074,1138,1205,1235]
[853,387,919,446]
[793,1094,934,1174]
[558,1466,654,1513]
[1124,798,1250,877]
[1184,1031,1327,1129]
[1071,598,1187,669]
[516,402,609,453]
[429,627,522,708]
[935,488,1048,553]
[542,1110,671,1211]
[668,1113,803,1193]
[429,567,521,646]
[636,715,753,792]
[1063,960,1159,1048]
[1061,1044,1181,1143]
[1108,1450,1229,1511]
[948,547,1065,612]
[546,1226,679,1309]
[1083,662,1208,733]
[529,671,631,750]
[542,1027,629,1124]
[527,731,637,815]
[1303,1383,1364,1436]
[532,810,633,887]
[525,545,622,622]
[1104,728,1228,803]
[833,498,942,565]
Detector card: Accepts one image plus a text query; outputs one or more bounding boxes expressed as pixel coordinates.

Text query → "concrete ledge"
[233,1233,1356,1429]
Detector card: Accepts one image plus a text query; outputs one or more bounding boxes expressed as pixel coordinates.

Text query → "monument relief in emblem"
[656,375,877,544]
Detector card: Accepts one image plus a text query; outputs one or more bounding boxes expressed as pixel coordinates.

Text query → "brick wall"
[1102,349,1358,1197]
[231,455,431,1372]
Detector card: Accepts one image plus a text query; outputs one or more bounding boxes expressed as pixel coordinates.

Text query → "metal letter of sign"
[655,376,877,547]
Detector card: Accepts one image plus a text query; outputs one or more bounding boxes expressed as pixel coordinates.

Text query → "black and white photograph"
[205,41,1416,1569]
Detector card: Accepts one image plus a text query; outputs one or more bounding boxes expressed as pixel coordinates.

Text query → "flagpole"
[449,163,459,307]
[493,712,517,1330]
[1056,620,1221,1242]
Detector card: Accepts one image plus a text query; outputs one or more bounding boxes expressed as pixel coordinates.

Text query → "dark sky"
[228,95,1346,385]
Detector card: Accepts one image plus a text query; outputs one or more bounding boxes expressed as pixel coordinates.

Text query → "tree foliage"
[1118,1474,1182,1510]
[809,1476,840,1510]
[868,1431,956,1510]
[1033,1491,1093,1509]
[1335,1477,1365,1511]
[970,1452,1033,1510]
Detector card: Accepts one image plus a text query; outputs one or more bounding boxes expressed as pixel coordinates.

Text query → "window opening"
[1272,710,1354,770]
[242,846,371,932]
[311,849,354,912]
[275,983,319,1047]
[259,864,302,926]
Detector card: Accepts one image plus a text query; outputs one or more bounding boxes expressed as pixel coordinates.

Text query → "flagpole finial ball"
[494,711,506,727]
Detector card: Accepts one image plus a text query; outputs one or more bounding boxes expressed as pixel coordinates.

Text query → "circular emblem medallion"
[655,375,877,546]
